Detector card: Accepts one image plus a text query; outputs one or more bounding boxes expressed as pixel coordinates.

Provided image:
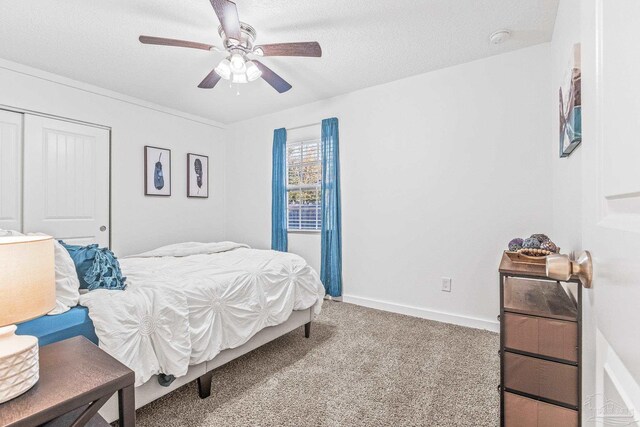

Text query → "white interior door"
[23,115,110,247]
[0,110,22,231]
[582,0,640,425]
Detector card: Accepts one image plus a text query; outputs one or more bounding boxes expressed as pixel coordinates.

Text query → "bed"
[17,241,325,423]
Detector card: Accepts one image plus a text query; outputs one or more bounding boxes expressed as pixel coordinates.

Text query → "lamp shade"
[0,235,56,327]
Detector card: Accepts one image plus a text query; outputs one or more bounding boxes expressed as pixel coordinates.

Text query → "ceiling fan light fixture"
[214,58,232,80]
[232,72,248,84]
[245,61,262,82]
[230,53,246,73]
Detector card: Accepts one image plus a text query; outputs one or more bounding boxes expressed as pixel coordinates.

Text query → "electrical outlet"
[441,277,452,292]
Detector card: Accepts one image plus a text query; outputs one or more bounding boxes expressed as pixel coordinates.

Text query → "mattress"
[15,306,98,346]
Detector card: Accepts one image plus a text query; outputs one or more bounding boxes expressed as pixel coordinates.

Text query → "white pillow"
[48,239,80,314]
[1,229,80,315]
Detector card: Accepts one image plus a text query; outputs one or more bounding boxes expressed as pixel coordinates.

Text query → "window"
[286,139,322,231]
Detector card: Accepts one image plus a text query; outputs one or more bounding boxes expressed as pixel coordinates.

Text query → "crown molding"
[0,58,226,129]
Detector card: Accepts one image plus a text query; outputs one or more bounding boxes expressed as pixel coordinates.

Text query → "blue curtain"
[271,128,288,252]
[320,118,342,297]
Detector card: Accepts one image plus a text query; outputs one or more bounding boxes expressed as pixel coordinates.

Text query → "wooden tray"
[505,251,547,265]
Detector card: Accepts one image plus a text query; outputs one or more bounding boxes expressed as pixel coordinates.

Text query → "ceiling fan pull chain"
[228,80,239,95]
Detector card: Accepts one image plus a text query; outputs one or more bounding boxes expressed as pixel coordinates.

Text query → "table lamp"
[0,235,56,404]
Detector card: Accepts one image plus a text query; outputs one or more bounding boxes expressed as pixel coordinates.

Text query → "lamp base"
[0,325,39,403]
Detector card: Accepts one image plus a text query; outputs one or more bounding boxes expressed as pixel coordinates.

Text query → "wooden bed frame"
[98,308,314,423]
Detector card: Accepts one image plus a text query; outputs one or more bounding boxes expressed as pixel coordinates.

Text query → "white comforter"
[79,242,325,386]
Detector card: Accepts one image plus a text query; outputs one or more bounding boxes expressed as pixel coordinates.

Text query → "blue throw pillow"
[59,242,127,291]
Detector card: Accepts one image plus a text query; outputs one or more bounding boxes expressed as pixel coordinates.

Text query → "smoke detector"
[489,30,511,45]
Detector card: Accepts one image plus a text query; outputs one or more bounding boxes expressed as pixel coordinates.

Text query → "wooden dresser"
[499,253,581,427]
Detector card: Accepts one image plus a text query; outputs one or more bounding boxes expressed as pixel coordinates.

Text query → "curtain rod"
[286,122,320,132]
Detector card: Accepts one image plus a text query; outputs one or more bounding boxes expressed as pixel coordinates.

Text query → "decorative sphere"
[530,234,550,243]
[508,238,524,252]
[540,240,558,253]
[522,237,541,249]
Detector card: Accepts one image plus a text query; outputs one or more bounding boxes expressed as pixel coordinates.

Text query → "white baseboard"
[341,294,499,333]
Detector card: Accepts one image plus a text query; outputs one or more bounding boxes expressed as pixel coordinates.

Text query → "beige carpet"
[135,301,499,427]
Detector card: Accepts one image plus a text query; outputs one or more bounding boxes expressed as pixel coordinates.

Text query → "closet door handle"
[100,225,107,232]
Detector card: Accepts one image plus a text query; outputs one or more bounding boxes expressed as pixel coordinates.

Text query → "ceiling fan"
[139,0,322,93]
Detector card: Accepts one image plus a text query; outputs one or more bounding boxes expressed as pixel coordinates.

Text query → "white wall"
[0,59,227,256]
[550,0,582,257]
[226,44,553,330]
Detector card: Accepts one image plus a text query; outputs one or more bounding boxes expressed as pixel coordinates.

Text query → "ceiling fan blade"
[255,42,322,57]
[253,60,292,93]
[139,36,215,51]
[198,69,222,89]
[210,0,241,41]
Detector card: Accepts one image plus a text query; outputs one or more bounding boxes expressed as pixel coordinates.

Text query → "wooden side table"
[0,336,135,427]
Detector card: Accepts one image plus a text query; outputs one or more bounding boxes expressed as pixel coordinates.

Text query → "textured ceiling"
[0,0,559,124]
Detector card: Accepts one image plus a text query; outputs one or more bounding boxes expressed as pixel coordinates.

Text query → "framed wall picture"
[144,146,171,196]
[559,43,582,157]
[187,153,209,198]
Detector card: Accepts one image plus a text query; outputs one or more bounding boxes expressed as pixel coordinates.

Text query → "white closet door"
[23,115,110,247]
[0,110,23,232]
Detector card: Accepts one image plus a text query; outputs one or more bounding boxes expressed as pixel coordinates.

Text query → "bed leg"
[197,371,213,399]
[304,322,311,338]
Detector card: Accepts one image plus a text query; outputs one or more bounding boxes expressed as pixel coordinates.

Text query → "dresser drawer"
[504,352,578,407]
[504,392,578,427]
[503,278,577,321]
[504,312,578,362]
